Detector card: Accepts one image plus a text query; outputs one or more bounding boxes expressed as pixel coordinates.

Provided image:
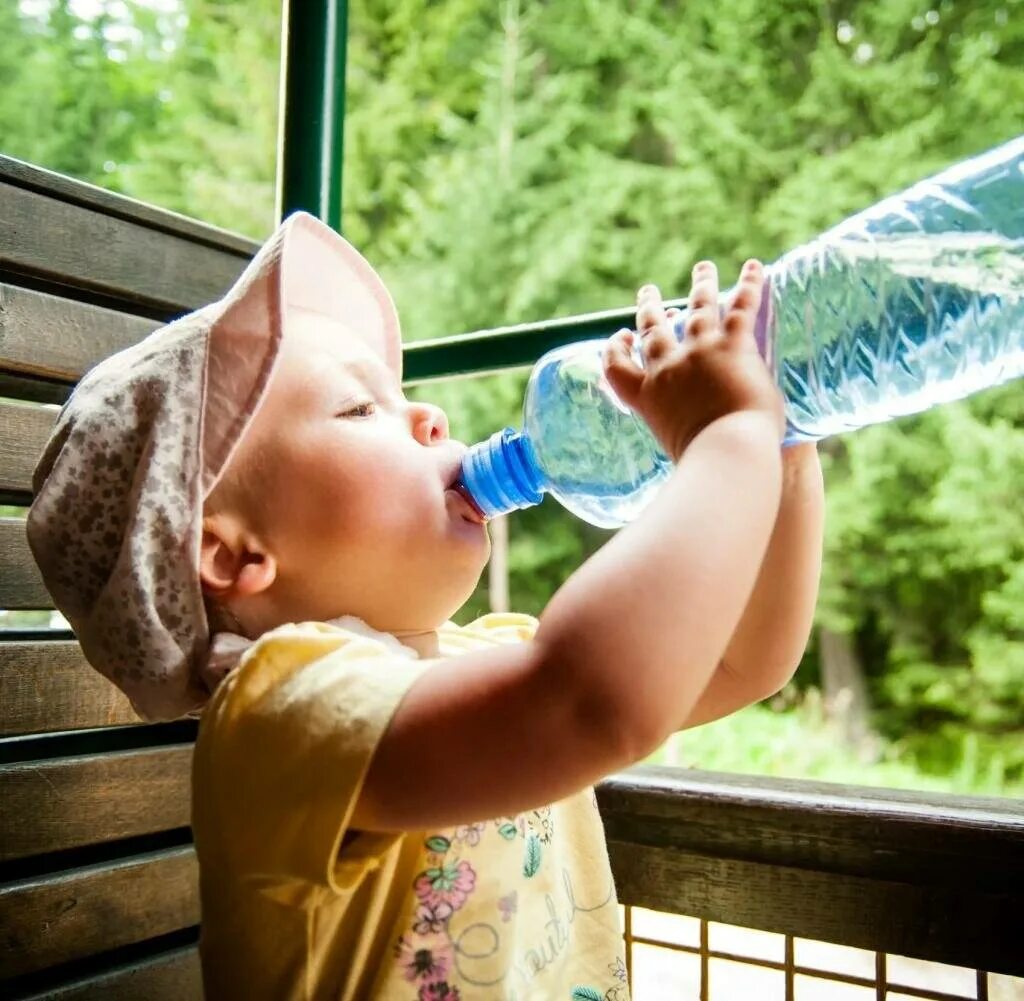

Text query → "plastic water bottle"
[457,136,1024,529]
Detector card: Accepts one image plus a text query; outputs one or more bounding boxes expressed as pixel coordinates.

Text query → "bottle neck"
[458,427,546,519]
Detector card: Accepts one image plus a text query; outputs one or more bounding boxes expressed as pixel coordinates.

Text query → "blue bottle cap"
[458,427,546,519]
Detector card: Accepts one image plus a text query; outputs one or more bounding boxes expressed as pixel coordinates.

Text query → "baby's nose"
[410,402,450,445]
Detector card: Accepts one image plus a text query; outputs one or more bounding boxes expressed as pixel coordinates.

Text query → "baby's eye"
[338,401,376,419]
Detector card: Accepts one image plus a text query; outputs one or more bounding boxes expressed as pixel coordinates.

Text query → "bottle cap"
[458,427,545,518]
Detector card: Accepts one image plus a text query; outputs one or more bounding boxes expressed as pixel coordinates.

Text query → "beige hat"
[26,211,403,722]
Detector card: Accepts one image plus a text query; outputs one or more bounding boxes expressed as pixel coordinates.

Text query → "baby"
[27,212,824,1000]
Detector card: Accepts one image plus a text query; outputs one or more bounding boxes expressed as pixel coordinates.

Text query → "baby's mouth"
[449,482,487,524]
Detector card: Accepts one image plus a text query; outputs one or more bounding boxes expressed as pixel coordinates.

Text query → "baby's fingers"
[722,260,765,343]
[603,328,644,407]
[685,261,720,339]
[637,284,674,362]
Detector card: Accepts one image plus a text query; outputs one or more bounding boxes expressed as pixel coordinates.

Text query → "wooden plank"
[19,944,201,1001]
[598,766,1024,977]
[0,518,49,609]
[0,371,69,409]
[607,840,1023,977]
[0,846,199,980]
[0,746,191,861]
[0,402,56,498]
[0,284,158,384]
[0,155,256,256]
[0,640,139,736]
[0,183,251,315]
[597,766,1024,889]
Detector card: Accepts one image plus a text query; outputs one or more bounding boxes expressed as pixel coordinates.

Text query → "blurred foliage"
[657,686,1024,798]
[1,0,1021,792]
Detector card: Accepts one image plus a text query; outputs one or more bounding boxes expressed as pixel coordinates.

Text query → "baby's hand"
[603,260,785,461]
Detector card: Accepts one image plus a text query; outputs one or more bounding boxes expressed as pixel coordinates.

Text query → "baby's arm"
[353,416,781,833]
[353,261,784,833]
[675,442,824,730]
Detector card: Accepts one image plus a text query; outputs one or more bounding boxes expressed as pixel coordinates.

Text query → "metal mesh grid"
[619,905,1008,1000]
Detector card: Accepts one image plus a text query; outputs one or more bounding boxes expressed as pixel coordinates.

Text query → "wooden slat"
[598,766,1024,977]
[0,640,139,736]
[0,284,158,384]
[607,840,1022,976]
[0,155,255,256]
[0,745,192,861]
[19,944,201,1001]
[0,401,56,498]
[0,371,70,408]
[0,846,198,980]
[0,182,252,316]
[0,518,48,608]
[597,766,1024,882]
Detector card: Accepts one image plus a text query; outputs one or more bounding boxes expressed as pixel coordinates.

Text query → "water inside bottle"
[776,231,1024,440]
[524,342,674,528]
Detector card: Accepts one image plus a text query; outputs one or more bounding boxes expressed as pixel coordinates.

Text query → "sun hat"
[26,211,403,721]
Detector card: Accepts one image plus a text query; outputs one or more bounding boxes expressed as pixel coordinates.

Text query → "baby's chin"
[270,521,490,629]
[361,570,488,640]
[423,548,490,619]
[438,547,491,620]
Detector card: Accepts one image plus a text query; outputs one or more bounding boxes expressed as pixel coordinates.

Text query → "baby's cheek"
[301,455,439,551]
[299,463,367,522]
[364,488,428,537]
[280,496,356,561]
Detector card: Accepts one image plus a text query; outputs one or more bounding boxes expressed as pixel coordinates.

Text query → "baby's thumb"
[603,328,644,407]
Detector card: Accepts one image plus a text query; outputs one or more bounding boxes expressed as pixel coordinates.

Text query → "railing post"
[275,0,349,230]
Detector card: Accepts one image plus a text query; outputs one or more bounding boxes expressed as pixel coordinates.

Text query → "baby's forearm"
[720,443,824,694]
[536,411,783,757]
[672,445,824,731]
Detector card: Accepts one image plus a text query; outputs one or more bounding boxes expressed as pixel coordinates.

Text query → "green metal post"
[276,0,349,230]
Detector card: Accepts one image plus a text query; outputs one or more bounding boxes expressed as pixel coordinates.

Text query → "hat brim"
[201,211,403,498]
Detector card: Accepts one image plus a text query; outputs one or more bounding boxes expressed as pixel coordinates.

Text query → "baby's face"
[223,312,490,633]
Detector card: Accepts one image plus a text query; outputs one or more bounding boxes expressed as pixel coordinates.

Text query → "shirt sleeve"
[193,622,430,895]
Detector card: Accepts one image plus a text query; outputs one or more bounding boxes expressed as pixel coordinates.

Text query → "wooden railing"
[598,766,1024,993]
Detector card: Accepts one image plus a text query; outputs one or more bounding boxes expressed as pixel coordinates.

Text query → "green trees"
[0,0,171,189]
[122,0,281,238]
[817,386,1024,784]
[0,0,280,237]
[2,0,1020,789]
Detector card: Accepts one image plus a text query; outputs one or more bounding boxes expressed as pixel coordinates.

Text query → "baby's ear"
[199,514,277,599]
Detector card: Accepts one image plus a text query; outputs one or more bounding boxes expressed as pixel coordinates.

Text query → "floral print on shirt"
[393,818,493,999]
[571,957,630,1001]
[393,798,626,1000]
[394,808,549,998]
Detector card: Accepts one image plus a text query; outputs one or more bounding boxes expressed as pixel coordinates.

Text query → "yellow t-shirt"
[192,612,629,1001]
